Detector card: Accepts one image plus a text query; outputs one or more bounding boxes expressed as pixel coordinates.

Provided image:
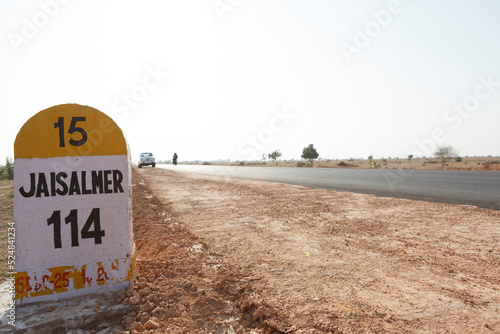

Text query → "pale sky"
[2,0,500,163]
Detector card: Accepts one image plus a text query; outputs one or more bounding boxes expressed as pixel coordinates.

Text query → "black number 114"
[47,208,105,249]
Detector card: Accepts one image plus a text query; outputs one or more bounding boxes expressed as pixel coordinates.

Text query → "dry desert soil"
[130,167,500,333]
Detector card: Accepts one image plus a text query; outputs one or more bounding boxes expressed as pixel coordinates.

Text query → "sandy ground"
[137,167,500,333]
[122,169,283,334]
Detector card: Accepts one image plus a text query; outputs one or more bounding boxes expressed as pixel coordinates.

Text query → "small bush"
[368,155,380,169]
[455,156,462,162]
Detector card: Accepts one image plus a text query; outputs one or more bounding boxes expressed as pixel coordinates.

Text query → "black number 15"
[54,117,87,147]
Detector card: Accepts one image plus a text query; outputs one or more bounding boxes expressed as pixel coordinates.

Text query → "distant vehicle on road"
[138,152,155,168]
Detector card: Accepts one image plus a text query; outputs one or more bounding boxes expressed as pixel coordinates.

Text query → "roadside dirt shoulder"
[126,169,283,333]
[139,167,500,333]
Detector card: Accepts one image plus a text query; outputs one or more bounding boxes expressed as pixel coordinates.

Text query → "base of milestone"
[14,255,136,304]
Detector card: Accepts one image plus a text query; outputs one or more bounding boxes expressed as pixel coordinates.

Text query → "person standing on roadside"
[173,153,178,165]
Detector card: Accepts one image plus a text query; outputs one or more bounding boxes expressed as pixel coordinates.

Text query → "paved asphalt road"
[156,164,500,210]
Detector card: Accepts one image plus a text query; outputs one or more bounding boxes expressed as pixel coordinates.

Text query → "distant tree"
[268,150,282,166]
[455,156,462,162]
[408,154,413,162]
[301,144,319,166]
[0,157,13,180]
[261,153,267,161]
[434,146,457,170]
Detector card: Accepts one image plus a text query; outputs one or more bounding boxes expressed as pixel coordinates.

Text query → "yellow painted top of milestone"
[15,104,127,159]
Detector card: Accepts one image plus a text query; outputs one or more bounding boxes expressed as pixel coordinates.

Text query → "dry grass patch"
[0,180,14,280]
